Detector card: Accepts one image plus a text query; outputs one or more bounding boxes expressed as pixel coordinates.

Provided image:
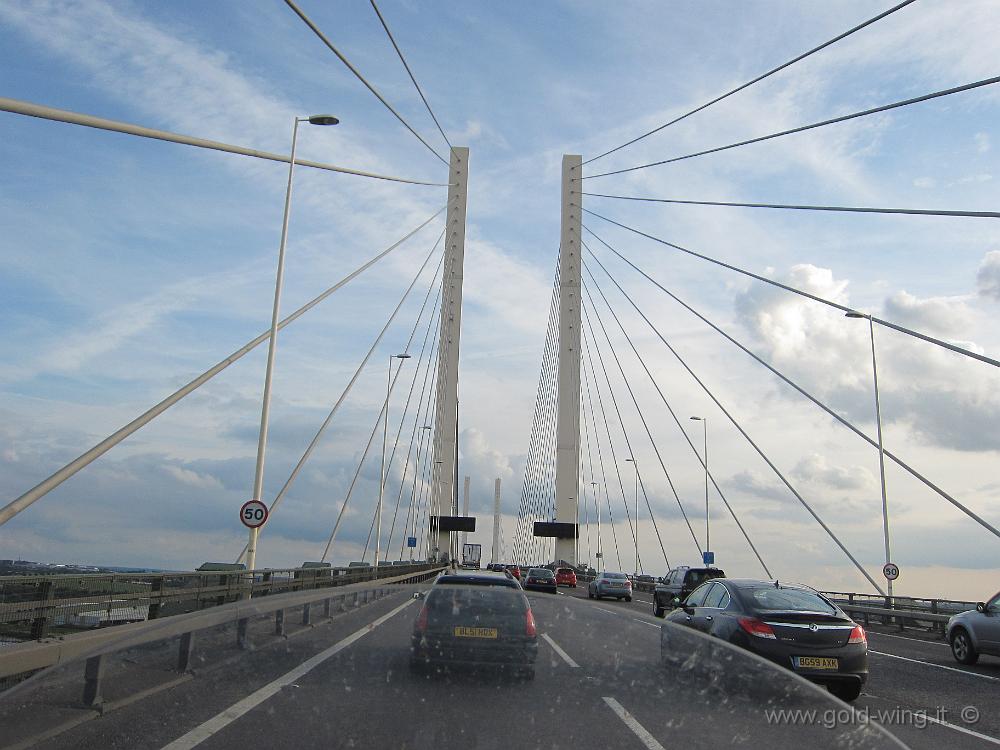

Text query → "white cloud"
[882,291,972,336]
[913,177,936,189]
[976,250,1000,301]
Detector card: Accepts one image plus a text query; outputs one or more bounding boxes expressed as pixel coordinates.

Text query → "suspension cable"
[369,0,453,152]
[585,257,885,594]
[582,0,919,165]
[585,75,1000,179]
[586,231,1000,542]
[583,253,772,576]
[0,208,444,528]
[284,0,448,166]
[233,236,445,562]
[582,366,623,571]
[583,192,1000,220]
[582,212,1000,369]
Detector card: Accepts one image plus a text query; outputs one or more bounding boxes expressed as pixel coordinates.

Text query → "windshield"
[5,2,995,748]
[741,587,839,614]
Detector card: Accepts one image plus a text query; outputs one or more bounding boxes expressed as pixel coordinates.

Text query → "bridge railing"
[0,563,439,643]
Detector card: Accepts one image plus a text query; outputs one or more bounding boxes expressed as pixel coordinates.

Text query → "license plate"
[454,626,498,639]
[794,656,839,670]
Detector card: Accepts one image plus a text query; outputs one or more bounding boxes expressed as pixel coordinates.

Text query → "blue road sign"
[702,551,715,565]
[407,537,417,548]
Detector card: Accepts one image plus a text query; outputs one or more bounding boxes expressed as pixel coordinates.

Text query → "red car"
[555,567,577,588]
[504,564,522,581]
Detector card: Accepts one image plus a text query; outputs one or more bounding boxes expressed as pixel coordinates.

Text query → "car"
[503,564,522,581]
[523,568,558,593]
[947,591,1000,664]
[555,567,577,588]
[653,566,727,617]
[636,574,655,584]
[588,571,633,601]
[661,579,868,702]
[410,571,538,679]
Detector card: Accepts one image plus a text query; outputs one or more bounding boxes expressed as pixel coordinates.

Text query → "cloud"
[792,454,874,492]
[976,251,1000,301]
[882,291,972,337]
[913,177,936,189]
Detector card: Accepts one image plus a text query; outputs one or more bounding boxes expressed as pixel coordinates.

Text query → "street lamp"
[846,311,893,598]
[246,113,339,576]
[625,458,639,577]
[690,417,709,563]
[409,425,432,561]
[375,353,411,577]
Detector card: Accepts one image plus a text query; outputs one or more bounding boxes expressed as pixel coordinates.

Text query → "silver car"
[947,591,1000,664]
[588,571,633,601]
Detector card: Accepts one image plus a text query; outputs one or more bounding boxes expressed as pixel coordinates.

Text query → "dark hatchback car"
[523,568,558,593]
[410,572,538,679]
[653,566,726,617]
[661,579,868,702]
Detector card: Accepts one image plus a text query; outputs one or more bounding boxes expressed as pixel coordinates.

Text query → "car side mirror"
[976,602,986,613]
[682,604,695,615]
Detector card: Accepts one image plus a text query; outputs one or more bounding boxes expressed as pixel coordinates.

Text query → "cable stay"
[581,314,672,568]
[233,236,445,563]
[581,382,623,571]
[583,192,1000,220]
[583,0,918,165]
[284,0,449,166]
[582,211,1000,370]
[0,208,444,529]
[369,0,453,152]
[582,253,772,577]
[583,294,704,558]
[585,75,1000,179]
[582,247,886,594]
[584,231,1000,542]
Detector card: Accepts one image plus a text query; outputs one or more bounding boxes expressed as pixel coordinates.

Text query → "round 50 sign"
[240,499,269,529]
[882,562,900,581]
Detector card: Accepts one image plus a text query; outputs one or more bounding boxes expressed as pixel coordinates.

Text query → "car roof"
[712,578,821,592]
[434,571,519,588]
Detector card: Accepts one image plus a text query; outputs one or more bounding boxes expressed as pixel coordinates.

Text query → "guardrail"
[0,562,438,642]
[0,565,443,705]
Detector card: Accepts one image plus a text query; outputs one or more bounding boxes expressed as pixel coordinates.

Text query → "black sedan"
[410,572,538,679]
[661,578,868,702]
[522,567,558,593]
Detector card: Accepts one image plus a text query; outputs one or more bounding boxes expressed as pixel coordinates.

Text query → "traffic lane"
[561,589,999,750]
[531,591,904,749]
[867,630,1000,681]
[188,589,637,750]
[31,589,424,750]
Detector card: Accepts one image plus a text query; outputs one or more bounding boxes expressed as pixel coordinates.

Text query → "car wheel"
[951,628,980,665]
[588,590,593,599]
[625,596,632,602]
[653,602,665,618]
[595,594,602,600]
[828,681,862,702]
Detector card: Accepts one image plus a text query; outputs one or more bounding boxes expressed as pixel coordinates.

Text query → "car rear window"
[684,569,724,587]
[529,569,553,577]
[741,586,837,614]
[426,586,527,616]
[436,576,517,588]
[604,572,628,579]
[557,568,574,574]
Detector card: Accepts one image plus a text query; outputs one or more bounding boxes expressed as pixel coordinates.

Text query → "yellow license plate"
[453,626,498,639]
[796,656,839,670]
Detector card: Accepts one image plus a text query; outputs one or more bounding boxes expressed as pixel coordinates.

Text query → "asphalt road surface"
[8,582,998,750]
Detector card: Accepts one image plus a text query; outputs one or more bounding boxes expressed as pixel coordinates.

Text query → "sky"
[1,0,998,600]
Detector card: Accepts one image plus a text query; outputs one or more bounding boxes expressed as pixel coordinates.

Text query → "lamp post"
[410,425,432,561]
[846,311,893,598]
[690,417,709,563]
[246,114,339,576]
[625,458,639,577]
[376,353,411,577]
[591,481,602,572]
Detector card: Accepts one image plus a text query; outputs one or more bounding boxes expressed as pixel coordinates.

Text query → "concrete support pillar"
[554,155,582,565]
[430,147,469,561]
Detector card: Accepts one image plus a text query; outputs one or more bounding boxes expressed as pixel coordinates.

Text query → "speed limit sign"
[240,500,269,529]
[882,562,899,581]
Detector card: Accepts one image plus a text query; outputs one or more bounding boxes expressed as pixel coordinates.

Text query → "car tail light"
[848,624,867,645]
[738,617,776,639]
[525,608,537,637]
[415,604,429,632]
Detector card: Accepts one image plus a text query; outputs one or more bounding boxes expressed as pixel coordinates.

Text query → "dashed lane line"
[603,697,667,750]
[160,598,415,750]
[542,633,581,667]
[866,694,1000,746]
[869,650,1000,682]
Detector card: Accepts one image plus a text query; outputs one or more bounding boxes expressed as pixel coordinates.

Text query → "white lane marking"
[161,598,415,750]
[867,630,949,647]
[632,618,659,628]
[542,633,580,667]
[596,606,621,616]
[867,694,1000,746]
[603,696,667,750]
[869,650,1000,682]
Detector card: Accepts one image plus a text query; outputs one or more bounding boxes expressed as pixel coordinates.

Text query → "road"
[3,581,997,749]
